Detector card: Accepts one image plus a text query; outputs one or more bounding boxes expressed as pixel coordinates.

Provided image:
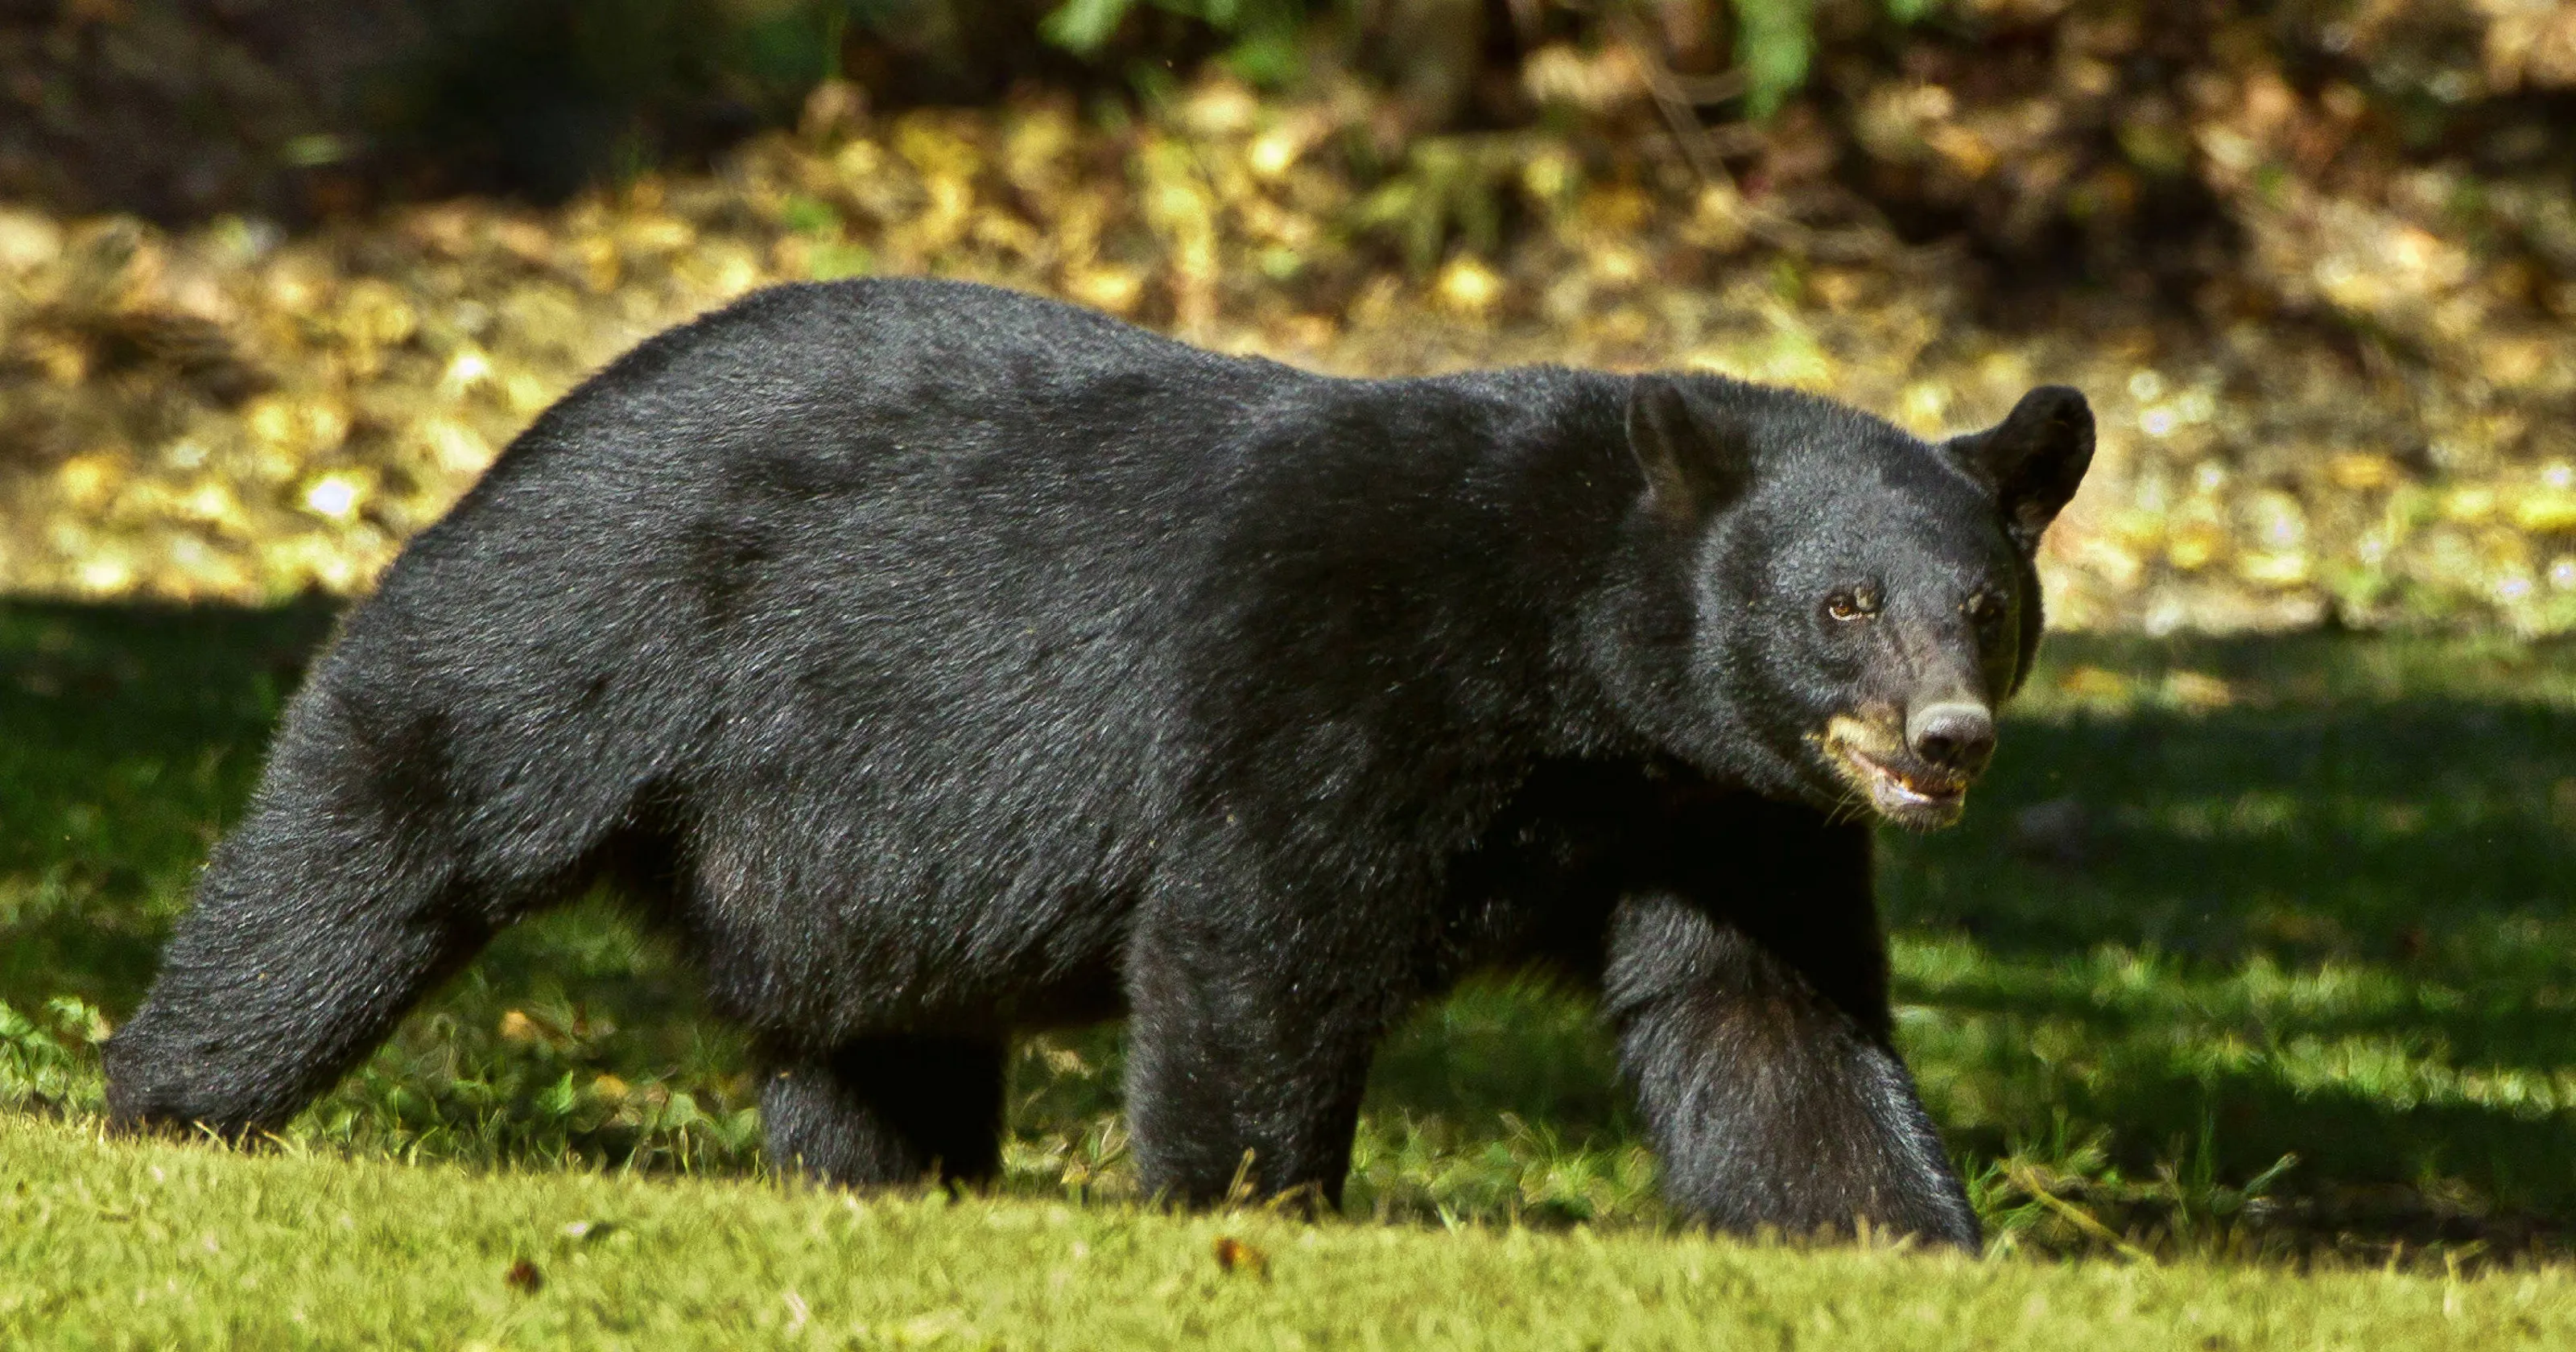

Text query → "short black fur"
[105,279,2092,1249]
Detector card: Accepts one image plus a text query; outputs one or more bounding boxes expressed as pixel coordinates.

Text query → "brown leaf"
[505,1259,543,1294]
[1210,1235,1269,1279]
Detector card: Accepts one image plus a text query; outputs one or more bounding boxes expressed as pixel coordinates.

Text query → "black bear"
[105,278,2091,1248]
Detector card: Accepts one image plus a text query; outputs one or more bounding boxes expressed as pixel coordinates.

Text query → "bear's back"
[291,282,1340,941]
[353,278,1300,705]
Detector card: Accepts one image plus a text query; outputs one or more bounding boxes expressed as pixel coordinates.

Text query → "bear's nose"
[1906,701,1995,775]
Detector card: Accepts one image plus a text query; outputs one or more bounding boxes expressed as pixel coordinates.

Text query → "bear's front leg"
[1605,823,1979,1248]
[1121,893,1394,1210]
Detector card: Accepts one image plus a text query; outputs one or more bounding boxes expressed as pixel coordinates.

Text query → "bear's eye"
[1824,587,1879,622]
[1967,592,2007,628]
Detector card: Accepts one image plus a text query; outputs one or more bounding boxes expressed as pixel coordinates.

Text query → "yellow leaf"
[1435,257,1504,319]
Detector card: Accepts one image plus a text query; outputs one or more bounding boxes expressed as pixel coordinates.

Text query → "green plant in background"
[726,0,857,97]
[1350,135,1523,274]
[1041,0,1313,87]
[1031,0,1960,114]
[359,0,1976,202]
[1731,0,1947,117]
[1732,0,1818,117]
[0,997,107,1115]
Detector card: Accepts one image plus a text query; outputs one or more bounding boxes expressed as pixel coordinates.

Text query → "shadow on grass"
[0,600,336,1008]
[6,602,2575,1251]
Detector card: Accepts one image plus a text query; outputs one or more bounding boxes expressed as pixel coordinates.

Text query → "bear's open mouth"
[1819,719,1972,828]
[1843,747,1966,811]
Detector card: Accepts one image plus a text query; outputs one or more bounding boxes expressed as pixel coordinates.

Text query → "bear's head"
[1596,374,2093,829]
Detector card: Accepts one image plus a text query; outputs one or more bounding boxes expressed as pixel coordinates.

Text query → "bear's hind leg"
[1121,901,1386,1212]
[105,674,636,1140]
[761,1037,1007,1185]
[105,751,493,1138]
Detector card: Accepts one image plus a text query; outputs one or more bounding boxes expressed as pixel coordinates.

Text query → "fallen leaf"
[1212,1235,1269,1279]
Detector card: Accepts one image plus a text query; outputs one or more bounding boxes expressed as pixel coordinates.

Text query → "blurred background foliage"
[0,0,1897,216]
[3,0,2576,629]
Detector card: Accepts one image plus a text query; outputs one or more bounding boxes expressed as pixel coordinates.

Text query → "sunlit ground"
[6,604,2573,1265]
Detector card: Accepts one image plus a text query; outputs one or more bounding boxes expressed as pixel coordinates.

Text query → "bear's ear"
[1625,375,1752,521]
[1949,385,2094,555]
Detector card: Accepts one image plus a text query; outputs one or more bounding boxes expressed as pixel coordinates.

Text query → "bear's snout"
[1818,711,1984,831]
[1905,701,1995,777]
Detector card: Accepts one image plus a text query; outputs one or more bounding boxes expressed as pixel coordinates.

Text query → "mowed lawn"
[7,600,2576,1343]
[9,1114,2573,1350]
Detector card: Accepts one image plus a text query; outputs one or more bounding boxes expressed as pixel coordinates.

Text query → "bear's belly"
[675,870,1140,1044]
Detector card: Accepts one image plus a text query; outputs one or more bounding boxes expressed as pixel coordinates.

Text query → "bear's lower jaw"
[1852,754,1967,830]
[1818,729,1971,831]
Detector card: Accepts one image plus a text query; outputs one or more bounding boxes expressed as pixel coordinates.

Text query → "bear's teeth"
[1844,747,1962,803]
[1876,774,1946,806]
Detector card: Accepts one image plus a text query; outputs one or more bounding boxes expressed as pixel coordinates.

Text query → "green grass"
[6,601,2576,1289]
[10,1115,2576,1349]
